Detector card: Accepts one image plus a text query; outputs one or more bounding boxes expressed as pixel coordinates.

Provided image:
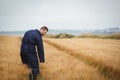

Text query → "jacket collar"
[36,29,42,36]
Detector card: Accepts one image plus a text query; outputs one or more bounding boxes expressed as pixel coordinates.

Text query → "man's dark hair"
[40,26,49,31]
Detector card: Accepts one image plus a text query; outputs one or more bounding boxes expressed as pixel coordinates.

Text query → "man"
[20,26,48,80]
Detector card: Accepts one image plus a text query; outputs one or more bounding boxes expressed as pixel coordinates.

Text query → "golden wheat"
[44,38,120,80]
[0,36,119,80]
[41,42,109,80]
[0,36,29,80]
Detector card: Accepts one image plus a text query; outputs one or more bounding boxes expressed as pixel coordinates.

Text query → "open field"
[0,36,29,80]
[44,38,120,80]
[41,42,109,80]
[0,35,120,80]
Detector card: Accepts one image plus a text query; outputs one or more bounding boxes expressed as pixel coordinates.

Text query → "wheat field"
[41,42,109,80]
[0,36,30,80]
[44,38,120,80]
[0,36,120,80]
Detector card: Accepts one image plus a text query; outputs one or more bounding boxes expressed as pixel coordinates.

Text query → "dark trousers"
[29,71,37,80]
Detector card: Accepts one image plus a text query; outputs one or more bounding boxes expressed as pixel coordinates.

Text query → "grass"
[44,38,120,80]
[45,33,120,39]
[78,33,120,39]
[0,36,29,80]
[40,42,109,80]
[45,33,74,38]
[0,35,119,80]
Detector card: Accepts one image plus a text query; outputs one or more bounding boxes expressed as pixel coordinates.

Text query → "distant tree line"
[45,33,120,39]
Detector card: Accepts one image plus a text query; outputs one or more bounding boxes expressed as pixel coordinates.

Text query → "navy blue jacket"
[20,29,45,74]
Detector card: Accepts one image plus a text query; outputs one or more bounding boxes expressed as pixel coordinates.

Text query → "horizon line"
[0,27,120,32]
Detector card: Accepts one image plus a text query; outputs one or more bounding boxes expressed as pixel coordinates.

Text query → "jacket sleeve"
[37,36,45,63]
[20,51,26,64]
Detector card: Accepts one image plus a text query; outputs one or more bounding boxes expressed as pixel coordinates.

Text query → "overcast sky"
[0,0,120,31]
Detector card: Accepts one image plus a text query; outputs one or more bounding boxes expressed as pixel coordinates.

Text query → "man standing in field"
[20,26,48,80]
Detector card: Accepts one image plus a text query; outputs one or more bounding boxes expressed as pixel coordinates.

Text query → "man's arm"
[20,52,26,64]
[37,36,45,63]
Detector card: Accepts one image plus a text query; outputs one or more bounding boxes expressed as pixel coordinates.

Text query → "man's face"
[41,29,48,36]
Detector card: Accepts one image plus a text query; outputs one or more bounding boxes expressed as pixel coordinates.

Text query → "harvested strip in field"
[44,38,120,80]
[40,42,109,80]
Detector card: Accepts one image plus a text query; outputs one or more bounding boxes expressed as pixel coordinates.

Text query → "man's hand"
[23,64,29,68]
[23,64,31,73]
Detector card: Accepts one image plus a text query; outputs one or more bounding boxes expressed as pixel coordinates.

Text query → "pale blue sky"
[0,0,120,31]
